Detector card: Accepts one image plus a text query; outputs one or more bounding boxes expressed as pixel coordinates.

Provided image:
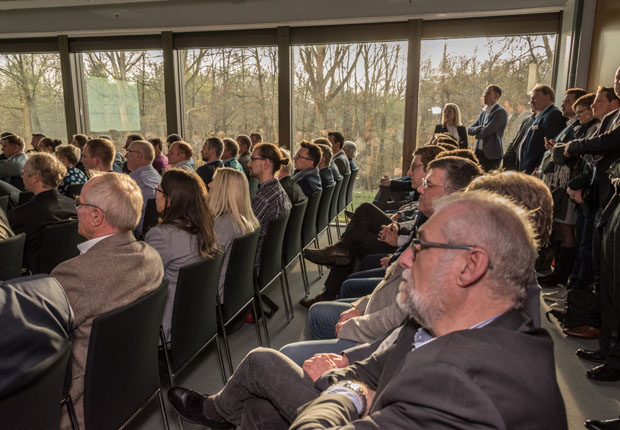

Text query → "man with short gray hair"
[52,173,164,430]
[0,134,27,182]
[126,140,161,234]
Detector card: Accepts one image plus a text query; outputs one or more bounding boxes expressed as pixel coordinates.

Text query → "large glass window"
[418,35,557,151]
[0,53,67,148]
[293,42,408,200]
[81,50,165,151]
[181,47,278,157]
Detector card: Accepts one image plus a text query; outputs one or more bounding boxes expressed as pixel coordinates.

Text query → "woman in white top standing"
[208,167,260,303]
[433,103,468,148]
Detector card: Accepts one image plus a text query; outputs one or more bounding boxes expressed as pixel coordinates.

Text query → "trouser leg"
[339,278,382,299]
[340,203,391,250]
[308,302,353,339]
[322,264,355,300]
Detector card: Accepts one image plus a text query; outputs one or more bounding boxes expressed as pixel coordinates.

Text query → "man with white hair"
[52,173,164,430]
[167,191,566,430]
[126,140,161,233]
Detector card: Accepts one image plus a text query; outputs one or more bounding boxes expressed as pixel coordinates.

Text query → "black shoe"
[585,417,620,430]
[576,348,606,364]
[586,364,620,382]
[167,387,234,429]
[304,245,351,266]
[300,293,324,309]
[344,210,354,220]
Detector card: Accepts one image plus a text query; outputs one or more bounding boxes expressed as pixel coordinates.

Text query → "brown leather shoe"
[304,245,351,266]
[563,325,600,339]
[299,293,324,309]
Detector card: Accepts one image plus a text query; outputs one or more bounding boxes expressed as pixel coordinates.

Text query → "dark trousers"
[569,209,595,290]
[340,202,396,257]
[213,348,320,429]
[475,150,501,172]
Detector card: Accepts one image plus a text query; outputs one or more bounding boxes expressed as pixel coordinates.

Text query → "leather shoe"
[167,387,234,429]
[304,245,351,266]
[576,348,606,363]
[586,364,620,382]
[585,417,620,430]
[563,325,600,339]
[344,210,355,220]
[300,293,324,309]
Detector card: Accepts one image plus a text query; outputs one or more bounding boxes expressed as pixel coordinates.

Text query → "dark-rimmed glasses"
[421,178,453,190]
[411,237,494,270]
[250,156,266,161]
[75,196,101,210]
[153,187,165,196]
[294,153,313,161]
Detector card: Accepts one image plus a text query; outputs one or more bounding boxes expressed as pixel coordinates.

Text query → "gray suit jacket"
[468,104,508,160]
[292,310,567,429]
[52,232,164,430]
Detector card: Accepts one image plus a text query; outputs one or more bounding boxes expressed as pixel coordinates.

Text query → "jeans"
[279,338,358,367]
[213,348,320,429]
[308,301,352,339]
[339,278,382,299]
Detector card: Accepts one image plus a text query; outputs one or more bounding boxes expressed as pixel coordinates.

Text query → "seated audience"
[343,140,358,171]
[149,137,169,174]
[313,138,342,182]
[278,148,307,205]
[236,134,252,176]
[145,168,218,342]
[126,140,161,234]
[71,133,89,151]
[37,138,62,154]
[434,103,468,148]
[80,138,116,173]
[0,178,20,209]
[222,138,244,172]
[0,206,13,240]
[0,134,27,182]
[249,132,263,149]
[55,144,88,196]
[8,153,76,272]
[51,173,164,430]
[167,140,195,172]
[316,143,335,187]
[30,133,46,152]
[328,131,351,176]
[167,191,567,430]
[197,137,225,186]
[208,168,260,302]
[249,143,292,270]
[292,140,322,197]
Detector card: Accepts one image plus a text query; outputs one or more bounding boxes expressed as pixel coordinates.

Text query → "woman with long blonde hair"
[208,167,260,302]
[433,103,468,148]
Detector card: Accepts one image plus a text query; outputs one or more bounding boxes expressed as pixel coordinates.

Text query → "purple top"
[152,154,169,174]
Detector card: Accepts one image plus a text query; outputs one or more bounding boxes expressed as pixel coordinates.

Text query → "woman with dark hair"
[55,144,88,196]
[38,138,63,154]
[145,168,219,342]
[433,103,468,148]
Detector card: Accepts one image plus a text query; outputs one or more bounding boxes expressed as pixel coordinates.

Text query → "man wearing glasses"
[168,190,566,429]
[292,140,322,197]
[52,173,164,430]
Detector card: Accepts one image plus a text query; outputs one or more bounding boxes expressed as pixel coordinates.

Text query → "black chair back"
[9,175,25,191]
[0,233,26,281]
[0,195,8,213]
[328,178,343,222]
[0,346,71,430]
[301,190,322,248]
[316,183,335,234]
[249,176,259,200]
[142,198,159,237]
[65,183,84,199]
[337,172,351,214]
[257,211,290,290]
[168,254,224,375]
[346,167,359,208]
[221,228,261,323]
[18,191,34,206]
[37,220,84,274]
[83,281,169,430]
[282,199,307,266]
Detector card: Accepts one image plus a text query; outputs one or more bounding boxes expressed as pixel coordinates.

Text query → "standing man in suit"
[52,173,164,430]
[8,153,77,272]
[328,131,351,176]
[468,84,508,171]
[518,84,566,174]
[167,190,566,430]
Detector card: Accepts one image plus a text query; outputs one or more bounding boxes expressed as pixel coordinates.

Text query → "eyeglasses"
[421,178,452,190]
[294,153,313,161]
[250,156,266,161]
[75,196,101,210]
[411,236,494,270]
[153,187,165,195]
[410,163,425,171]
[126,149,141,154]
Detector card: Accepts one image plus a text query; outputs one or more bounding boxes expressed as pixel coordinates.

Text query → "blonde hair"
[279,148,293,176]
[84,173,143,231]
[442,103,463,126]
[208,168,259,234]
[24,153,66,188]
[55,144,82,166]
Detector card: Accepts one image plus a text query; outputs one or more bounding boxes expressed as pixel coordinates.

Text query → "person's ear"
[456,248,490,288]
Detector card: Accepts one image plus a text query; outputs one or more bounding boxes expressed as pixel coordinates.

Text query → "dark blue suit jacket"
[519,105,565,174]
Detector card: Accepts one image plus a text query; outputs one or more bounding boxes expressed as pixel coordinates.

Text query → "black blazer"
[196,160,224,186]
[8,189,77,271]
[433,124,468,148]
[296,173,322,197]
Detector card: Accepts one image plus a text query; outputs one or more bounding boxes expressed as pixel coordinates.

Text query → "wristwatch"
[334,380,367,415]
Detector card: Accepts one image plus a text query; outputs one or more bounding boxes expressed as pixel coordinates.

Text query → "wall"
[587,0,620,89]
